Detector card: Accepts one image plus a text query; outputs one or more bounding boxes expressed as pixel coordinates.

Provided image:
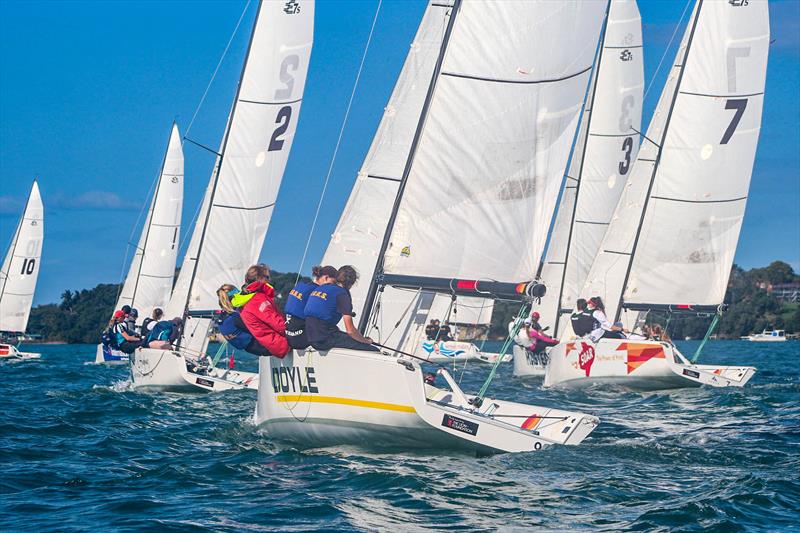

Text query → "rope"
[643,0,692,101]
[691,312,720,363]
[476,304,530,402]
[184,0,252,139]
[293,0,383,285]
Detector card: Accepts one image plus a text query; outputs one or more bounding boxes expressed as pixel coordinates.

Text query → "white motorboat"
[96,122,183,364]
[545,0,769,389]
[0,342,41,360]
[746,329,787,342]
[130,0,314,391]
[257,0,608,452]
[545,338,755,389]
[0,180,44,360]
[515,0,644,378]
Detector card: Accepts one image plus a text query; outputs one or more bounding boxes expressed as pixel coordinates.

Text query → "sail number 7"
[721,98,747,145]
[268,54,300,152]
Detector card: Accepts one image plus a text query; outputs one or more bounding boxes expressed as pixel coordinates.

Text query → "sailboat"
[130,0,314,391]
[545,0,768,389]
[255,0,607,454]
[96,123,184,364]
[0,181,44,360]
[514,0,644,378]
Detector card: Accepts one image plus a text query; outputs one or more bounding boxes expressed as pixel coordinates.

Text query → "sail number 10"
[20,258,36,275]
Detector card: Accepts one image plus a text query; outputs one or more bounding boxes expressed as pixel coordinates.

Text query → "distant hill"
[25,262,799,343]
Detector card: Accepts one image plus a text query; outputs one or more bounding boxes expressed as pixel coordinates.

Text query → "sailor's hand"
[365,337,374,344]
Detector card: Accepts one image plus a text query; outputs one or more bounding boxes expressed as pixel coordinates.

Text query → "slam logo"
[620,49,633,62]
[272,366,319,394]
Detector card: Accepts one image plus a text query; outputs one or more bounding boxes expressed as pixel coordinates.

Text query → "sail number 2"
[268,54,300,152]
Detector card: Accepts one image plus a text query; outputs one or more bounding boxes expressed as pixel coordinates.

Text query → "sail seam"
[604,250,632,255]
[589,132,635,138]
[440,65,592,85]
[651,195,747,204]
[212,202,275,211]
[604,45,643,49]
[239,97,303,105]
[366,174,402,183]
[139,274,176,279]
[150,223,180,228]
[575,220,610,225]
[679,90,764,99]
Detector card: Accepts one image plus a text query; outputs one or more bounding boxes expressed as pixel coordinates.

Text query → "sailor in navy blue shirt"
[284,265,338,350]
[304,265,379,352]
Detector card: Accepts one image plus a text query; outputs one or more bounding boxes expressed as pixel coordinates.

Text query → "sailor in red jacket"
[239,264,290,358]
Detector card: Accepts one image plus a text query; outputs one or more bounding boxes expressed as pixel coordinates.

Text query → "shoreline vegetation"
[23,261,799,344]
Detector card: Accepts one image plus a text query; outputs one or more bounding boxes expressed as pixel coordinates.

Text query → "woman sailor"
[587,296,628,341]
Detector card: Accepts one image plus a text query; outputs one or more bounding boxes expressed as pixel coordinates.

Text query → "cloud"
[49,190,141,211]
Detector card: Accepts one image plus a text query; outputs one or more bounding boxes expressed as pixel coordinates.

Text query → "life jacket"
[304,283,347,325]
[284,281,317,319]
[101,325,119,348]
[231,291,255,309]
[141,317,155,336]
[113,322,129,346]
[146,321,174,344]
[571,310,596,337]
[218,312,254,350]
[240,281,289,357]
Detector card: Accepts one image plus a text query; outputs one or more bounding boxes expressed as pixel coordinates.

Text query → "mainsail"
[114,123,184,323]
[358,0,607,329]
[170,0,314,355]
[0,180,44,333]
[538,0,644,335]
[581,0,769,326]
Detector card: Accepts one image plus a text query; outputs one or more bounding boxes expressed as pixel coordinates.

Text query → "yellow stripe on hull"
[275,394,416,413]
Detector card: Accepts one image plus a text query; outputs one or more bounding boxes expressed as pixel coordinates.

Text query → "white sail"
[0,181,44,333]
[381,1,606,286]
[321,2,452,321]
[114,123,184,323]
[174,0,314,355]
[538,0,644,334]
[582,0,769,325]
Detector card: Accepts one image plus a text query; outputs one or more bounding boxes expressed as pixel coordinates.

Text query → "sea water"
[1,341,798,531]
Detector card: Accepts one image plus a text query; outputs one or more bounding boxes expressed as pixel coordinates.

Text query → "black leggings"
[244,339,271,357]
[601,330,626,340]
[311,330,379,352]
[285,316,310,350]
[118,340,142,354]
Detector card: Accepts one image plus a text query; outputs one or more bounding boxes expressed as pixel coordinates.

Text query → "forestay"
[581,0,769,325]
[0,181,44,333]
[538,0,643,335]
[114,123,184,323]
[380,1,606,287]
[174,0,314,355]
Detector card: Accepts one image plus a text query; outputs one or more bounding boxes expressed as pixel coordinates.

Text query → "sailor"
[527,311,558,353]
[214,284,265,356]
[115,310,143,354]
[587,296,627,341]
[425,319,438,340]
[438,321,453,342]
[304,265,379,352]
[141,308,163,338]
[284,265,338,350]
[146,317,183,349]
[570,299,595,337]
[101,310,126,349]
[124,308,139,335]
[239,264,290,358]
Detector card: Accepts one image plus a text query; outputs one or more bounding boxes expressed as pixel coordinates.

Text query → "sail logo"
[577,342,595,376]
[283,0,301,14]
[400,246,411,257]
[171,176,179,183]
[272,366,319,394]
[729,0,748,6]
[620,50,633,62]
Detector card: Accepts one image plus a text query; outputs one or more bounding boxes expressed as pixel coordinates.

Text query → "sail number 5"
[268,54,300,152]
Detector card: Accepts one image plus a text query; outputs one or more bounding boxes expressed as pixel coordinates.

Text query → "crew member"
[284,265,337,350]
[527,311,558,353]
[216,284,269,356]
[240,264,290,358]
[141,308,163,338]
[115,311,143,354]
[146,317,183,349]
[570,298,596,337]
[304,265,379,352]
[588,296,627,341]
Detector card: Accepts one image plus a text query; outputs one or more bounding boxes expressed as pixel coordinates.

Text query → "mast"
[177,2,263,345]
[359,0,462,333]
[614,0,704,322]
[551,2,611,333]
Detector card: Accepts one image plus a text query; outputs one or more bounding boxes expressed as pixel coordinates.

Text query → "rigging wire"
[293,0,383,285]
[643,0,692,102]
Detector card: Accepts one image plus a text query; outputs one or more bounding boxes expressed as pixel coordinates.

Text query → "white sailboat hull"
[255,348,599,454]
[94,343,129,364]
[512,345,548,377]
[130,347,258,392]
[0,343,40,360]
[544,339,756,390]
[418,340,510,364]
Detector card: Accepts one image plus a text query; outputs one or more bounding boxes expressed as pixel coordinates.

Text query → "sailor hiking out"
[239,264,290,358]
[304,265,378,352]
[284,265,338,350]
[217,282,270,356]
[570,298,596,337]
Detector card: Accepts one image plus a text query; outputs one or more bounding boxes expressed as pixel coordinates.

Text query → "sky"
[1,0,798,305]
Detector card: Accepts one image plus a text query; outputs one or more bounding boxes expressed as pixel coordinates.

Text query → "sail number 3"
[268,54,300,152]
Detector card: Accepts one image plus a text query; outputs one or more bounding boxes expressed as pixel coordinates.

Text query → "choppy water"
[1,341,798,531]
